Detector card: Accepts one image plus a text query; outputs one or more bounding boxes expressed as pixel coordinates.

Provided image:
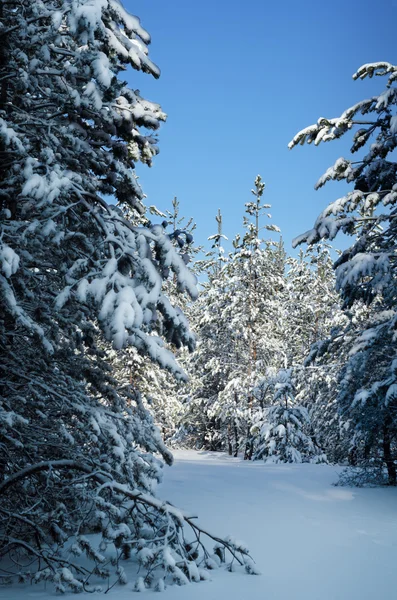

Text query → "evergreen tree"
[301,300,371,466]
[0,0,254,591]
[252,369,326,463]
[289,61,397,484]
[175,210,230,450]
[285,244,339,364]
[214,177,286,458]
[284,244,348,462]
[178,177,286,457]
[250,244,342,464]
[111,196,202,441]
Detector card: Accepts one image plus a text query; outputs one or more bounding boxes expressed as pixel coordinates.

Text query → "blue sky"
[126,0,396,254]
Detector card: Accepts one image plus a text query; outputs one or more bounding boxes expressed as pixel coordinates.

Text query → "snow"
[4,450,397,600]
[390,115,397,135]
[0,118,24,151]
[83,81,103,110]
[92,52,113,87]
[157,451,397,600]
[0,243,20,278]
[108,0,150,42]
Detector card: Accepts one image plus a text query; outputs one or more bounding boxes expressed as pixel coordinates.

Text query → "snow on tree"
[175,195,343,465]
[289,61,397,484]
[247,242,349,464]
[110,197,202,441]
[213,178,286,458]
[284,244,339,364]
[283,244,348,462]
[177,177,287,457]
[174,210,230,451]
[107,344,184,440]
[252,369,326,464]
[0,0,256,591]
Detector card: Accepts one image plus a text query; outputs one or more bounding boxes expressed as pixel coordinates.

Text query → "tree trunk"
[348,446,357,466]
[233,421,238,458]
[244,429,250,460]
[244,427,253,460]
[383,416,396,486]
[227,424,232,456]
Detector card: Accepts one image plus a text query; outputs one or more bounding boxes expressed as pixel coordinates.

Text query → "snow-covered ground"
[156,451,397,600]
[3,450,397,600]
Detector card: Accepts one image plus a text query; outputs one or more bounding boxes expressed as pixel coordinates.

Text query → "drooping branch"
[0,460,257,576]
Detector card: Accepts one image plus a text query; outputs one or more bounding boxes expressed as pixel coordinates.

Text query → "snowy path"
[4,450,397,600]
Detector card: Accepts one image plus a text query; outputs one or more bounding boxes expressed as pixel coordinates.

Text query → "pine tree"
[111,196,202,441]
[178,177,286,457]
[301,300,370,467]
[283,244,349,462]
[175,210,230,450]
[0,0,255,590]
[289,61,397,484]
[216,178,286,457]
[285,244,337,363]
[252,369,326,463]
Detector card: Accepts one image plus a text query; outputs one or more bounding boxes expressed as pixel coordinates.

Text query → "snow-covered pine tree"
[284,244,349,462]
[250,243,350,464]
[0,0,255,591]
[284,244,338,364]
[227,176,285,459]
[107,344,184,440]
[252,369,326,463]
[179,177,286,457]
[174,210,230,450]
[289,61,397,484]
[301,300,374,467]
[111,196,202,441]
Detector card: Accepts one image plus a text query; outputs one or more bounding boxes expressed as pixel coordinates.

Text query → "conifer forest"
[1,0,397,598]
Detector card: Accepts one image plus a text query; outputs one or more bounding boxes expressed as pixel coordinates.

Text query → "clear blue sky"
[126,0,396,254]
